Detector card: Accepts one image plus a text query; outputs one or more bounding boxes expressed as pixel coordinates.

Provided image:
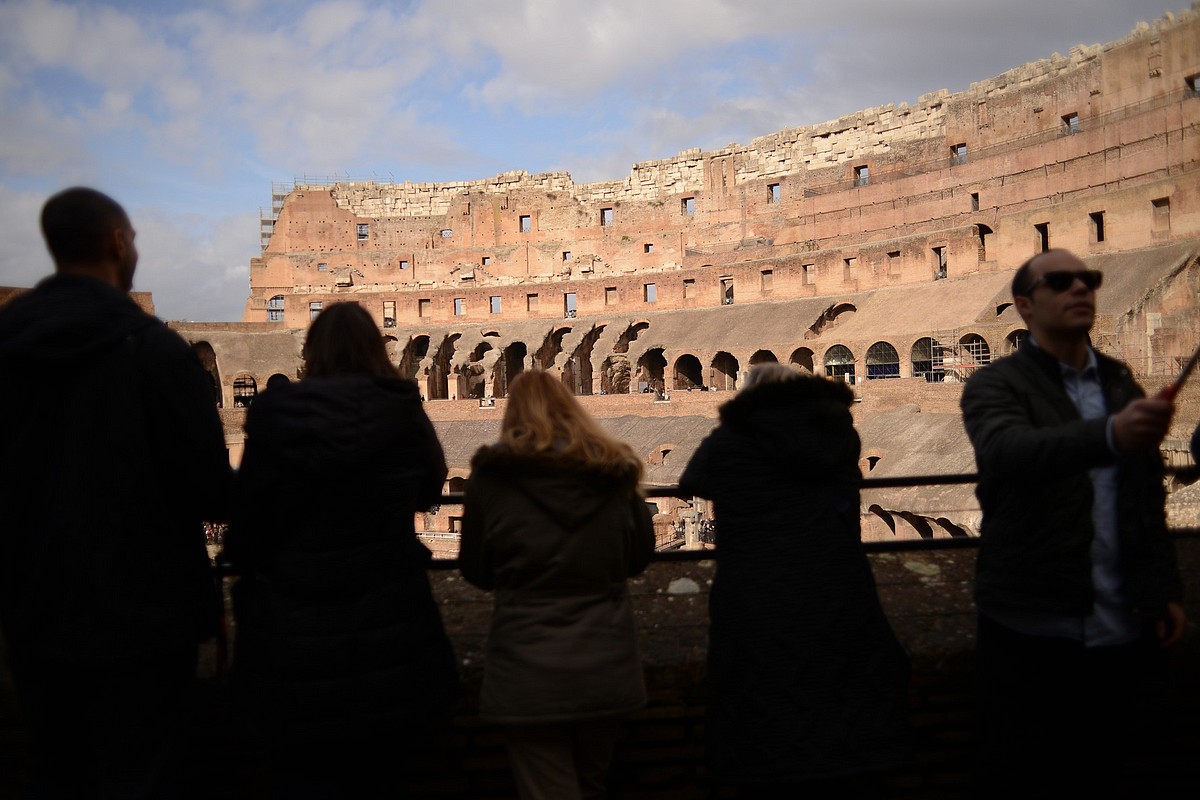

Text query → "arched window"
[960,334,991,367]
[637,348,667,395]
[789,347,814,373]
[233,373,257,407]
[911,338,944,383]
[493,342,527,399]
[865,341,900,379]
[673,354,703,390]
[191,342,222,407]
[749,349,778,365]
[711,352,739,391]
[824,345,855,384]
[1005,330,1026,355]
[267,295,285,322]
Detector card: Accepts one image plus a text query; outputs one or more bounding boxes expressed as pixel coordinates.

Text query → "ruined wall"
[245,9,1200,330]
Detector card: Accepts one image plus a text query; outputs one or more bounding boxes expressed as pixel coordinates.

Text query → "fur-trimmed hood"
[717,374,854,427]
[469,444,641,530]
[471,443,641,486]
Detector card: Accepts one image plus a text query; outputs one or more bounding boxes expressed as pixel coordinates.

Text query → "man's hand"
[1156,601,1187,648]
[1111,397,1174,452]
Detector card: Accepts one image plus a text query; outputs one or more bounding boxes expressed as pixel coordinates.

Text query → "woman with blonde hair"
[226,301,457,796]
[460,370,655,800]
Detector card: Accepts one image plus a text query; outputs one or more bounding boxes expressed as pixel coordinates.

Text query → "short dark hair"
[302,302,398,380]
[1011,252,1044,299]
[40,187,130,267]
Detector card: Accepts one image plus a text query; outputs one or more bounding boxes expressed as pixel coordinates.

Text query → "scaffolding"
[926,329,992,383]
[259,182,289,252]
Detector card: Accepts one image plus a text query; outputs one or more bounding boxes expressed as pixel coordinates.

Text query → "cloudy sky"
[0,0,1184,321]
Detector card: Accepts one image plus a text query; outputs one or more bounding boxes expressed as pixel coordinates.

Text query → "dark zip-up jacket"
[0,274,231,661]
[961,341,1181,621]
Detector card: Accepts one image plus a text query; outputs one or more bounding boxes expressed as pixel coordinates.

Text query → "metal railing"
[407,467,1200,564]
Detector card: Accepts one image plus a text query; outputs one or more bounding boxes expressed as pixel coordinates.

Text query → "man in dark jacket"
[961,249,1185,796]
[0,187,232,796]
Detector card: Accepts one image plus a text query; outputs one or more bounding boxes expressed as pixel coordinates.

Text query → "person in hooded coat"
[0,188,231,797]
[459,370,655,800]
[225,301,457,797]
[677,363,912,792]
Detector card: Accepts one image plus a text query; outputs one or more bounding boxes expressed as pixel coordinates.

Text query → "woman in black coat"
[678,363,911,792]
[226,302,457,797]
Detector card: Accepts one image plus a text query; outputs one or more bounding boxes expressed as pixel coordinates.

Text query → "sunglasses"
[1027,269,1103,293]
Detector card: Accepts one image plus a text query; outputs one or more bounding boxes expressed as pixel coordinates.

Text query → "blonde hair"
[500,371,643,481]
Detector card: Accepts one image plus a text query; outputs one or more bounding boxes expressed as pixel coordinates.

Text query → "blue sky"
[0,0,1185,321]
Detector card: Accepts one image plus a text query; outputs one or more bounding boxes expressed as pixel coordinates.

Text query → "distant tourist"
[678,363,912,794]
[0,187,232,795]
[459,370,655,799]
[961,249,1185,797]
[225,301,457,797]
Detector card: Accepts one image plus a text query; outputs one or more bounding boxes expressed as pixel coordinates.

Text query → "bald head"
[40,187,137,291]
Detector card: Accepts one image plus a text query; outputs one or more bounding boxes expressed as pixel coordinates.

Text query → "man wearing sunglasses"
[961,249,1185,796]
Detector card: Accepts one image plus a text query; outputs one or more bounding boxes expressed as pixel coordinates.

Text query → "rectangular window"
[399,259,409,270]
[309,301,323,320]
[802,264,816,286]
[887,251,901,275]
[760,269,773,291]
[683,278,696,299]
[418,298,431,318]
[562,251,571,261]
[482,256,491,266]
[1063,113,1080,134]
[951,143,967,165]
[453,298,465,316]
[600,208,613,226]
[932,247,947,280]
[489,296,502,314]
[439,229,453,238]
[317,261,328,271]
[564,293,577,318]
[682,197,695,216]
[643,243,653,254]
[519,214,531,233]
[1035,222,1050,252]
[971,192,980,211]
[605,287,618,306]
[356,224,369,241]
[1152,197,1170,233]
[768,183,781,203]
[853,165,869,187]
[527,293,539,312]
[1089,211,1106,243]
[644,283,657,303]
[1188,73,1200,97]
[720,277,734,305]
[383,300,396,328]
[843,257,857,282]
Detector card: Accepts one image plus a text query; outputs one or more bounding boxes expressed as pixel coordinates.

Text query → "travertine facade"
[174,8,1200,546]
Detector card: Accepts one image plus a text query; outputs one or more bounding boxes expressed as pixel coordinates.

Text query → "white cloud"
[0,186,54,290]
[132,208,260,322]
